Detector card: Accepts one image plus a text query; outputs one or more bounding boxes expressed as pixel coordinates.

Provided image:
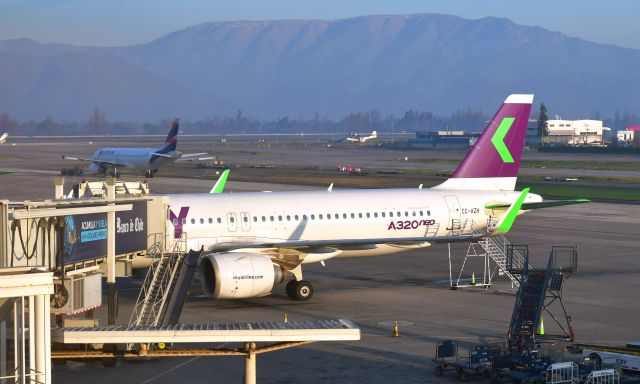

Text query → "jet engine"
[87,163,101,175]
[200,253,287,299]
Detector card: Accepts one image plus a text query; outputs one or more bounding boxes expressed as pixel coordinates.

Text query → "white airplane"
[346,130,377,143]
[63,119,211,178]
[0,133,8,144]
[166,95,588,301]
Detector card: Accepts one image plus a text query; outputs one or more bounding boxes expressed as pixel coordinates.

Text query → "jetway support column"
[107,178,118,325]
[244,342,256,384]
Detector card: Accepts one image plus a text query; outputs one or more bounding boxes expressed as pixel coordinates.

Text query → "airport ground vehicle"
[576,343,640,372]
[433,340,493,381]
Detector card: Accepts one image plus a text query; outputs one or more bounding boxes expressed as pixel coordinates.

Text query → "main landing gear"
[145,169,158,178]
[285,279,314,301]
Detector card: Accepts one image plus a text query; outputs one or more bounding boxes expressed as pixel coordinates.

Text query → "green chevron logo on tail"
[491,117,515,163]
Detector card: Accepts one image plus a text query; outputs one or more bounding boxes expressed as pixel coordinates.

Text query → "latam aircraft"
[346,130,378,143]
[166,95,588,301]
[63,119,210,178]
[0,133,8,144]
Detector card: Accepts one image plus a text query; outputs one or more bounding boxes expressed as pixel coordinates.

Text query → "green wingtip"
[496,187,530,233]
[210,169,230,194]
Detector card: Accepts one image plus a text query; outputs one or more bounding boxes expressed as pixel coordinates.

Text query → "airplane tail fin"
[435,94,533,191]
[160,118,179,152]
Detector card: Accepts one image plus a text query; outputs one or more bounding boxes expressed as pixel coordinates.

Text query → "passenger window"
[295,215,299,220]
[412,211,416,217]
[389,212,394,217]
[366,213,370,218]
[253,216,257,222]
[208,218,213,224]
[405,211,409,217]
[374,212,378,218]
[351,213,355,219]
[278,215,282,221]
[327,214,331,220]
[427,210,431,216]
[286,215,291,221]
[419,211,423,216]
[182,219,187,225]
[303,215,308,220]
[172,219,178,226]
[217,218,221,224]
[397,212,401,217]
[319,214,323,220]
[229,217,235,223]
[243,216,248,223]
[191,218,195,224]
[381,212,386,218]
[311,214,315,220]
[343,213,347,219]
[200,218,204,224]
[262,216,266,222]
[270,216,274,221]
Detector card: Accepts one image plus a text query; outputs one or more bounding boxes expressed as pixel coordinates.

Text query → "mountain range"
[1,13,639,121]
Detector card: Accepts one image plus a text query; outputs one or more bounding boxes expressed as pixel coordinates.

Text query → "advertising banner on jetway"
[62,201,148,265]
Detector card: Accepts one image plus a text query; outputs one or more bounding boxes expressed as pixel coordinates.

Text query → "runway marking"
[140,356,201,383]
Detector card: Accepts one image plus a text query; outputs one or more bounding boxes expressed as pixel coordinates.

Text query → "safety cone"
[283,313,288,323]
[392,321,400,337]
[471,272,476,286]
[537,317,545,335]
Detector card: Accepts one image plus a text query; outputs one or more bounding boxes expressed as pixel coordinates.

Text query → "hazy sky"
[2,0,638,49]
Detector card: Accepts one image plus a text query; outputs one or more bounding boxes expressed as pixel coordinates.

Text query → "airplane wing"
[208,234,480,253]
[62,155,131,168]
[177,153,214,162]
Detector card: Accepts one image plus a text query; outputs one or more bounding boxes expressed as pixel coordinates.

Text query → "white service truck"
[578,342,640,372]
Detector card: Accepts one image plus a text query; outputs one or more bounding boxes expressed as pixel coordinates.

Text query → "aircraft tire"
[293,281,313,301]
[285,279,297,299]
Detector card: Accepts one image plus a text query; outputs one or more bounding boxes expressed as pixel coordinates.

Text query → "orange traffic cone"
[392,321,400,337]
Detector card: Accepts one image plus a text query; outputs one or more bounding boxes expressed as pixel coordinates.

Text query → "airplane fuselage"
[167,188,540,261]
[92,147,180,172]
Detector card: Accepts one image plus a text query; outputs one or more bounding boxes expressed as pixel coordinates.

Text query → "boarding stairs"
[508,247,577,354]
[457,220,530,288]
[129,236,189,327]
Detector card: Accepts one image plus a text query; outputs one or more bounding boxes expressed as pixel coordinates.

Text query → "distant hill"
[1,14,640,121]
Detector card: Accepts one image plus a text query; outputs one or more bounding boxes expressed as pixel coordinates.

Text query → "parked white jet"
[63,119,211,178]
[346,130,377,143]
[166,95,588,301]
[0,133,8,144]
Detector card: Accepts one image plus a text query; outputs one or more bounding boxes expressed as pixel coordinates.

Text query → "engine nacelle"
[200,253,286,299]
[87,163,101,175]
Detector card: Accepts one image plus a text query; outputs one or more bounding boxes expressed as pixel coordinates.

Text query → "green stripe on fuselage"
[497,187,530,233]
